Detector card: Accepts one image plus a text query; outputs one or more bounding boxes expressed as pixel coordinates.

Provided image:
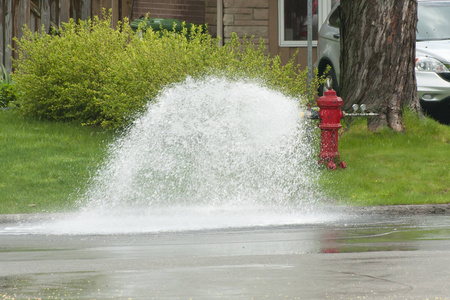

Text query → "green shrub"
[0,82,17,107]
[13,14,135,127]
[12,12,323,128]
[0,64,17,107]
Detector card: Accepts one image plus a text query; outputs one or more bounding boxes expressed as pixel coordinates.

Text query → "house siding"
[208,0,315,67]
[205,0,218,37]
[2,0,314,73]
[1,0,131,72]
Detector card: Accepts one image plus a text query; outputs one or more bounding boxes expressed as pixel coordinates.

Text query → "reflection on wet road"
[1,213,450,299]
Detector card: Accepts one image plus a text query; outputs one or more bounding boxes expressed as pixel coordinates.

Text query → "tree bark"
[339,0,420,132]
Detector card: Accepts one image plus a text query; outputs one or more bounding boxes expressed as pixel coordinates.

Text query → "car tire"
[318,65,339,96]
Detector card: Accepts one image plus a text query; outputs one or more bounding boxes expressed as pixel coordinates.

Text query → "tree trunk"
[339,0,420,132]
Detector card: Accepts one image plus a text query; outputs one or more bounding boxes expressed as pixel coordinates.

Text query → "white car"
[315,0,450,123]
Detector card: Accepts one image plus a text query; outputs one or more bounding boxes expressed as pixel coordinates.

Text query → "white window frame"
[278,0,333,47]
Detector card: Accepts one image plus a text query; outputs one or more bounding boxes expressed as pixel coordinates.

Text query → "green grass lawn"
[0,109,449,214]
[322,110,450,205]
[0,109,113,213]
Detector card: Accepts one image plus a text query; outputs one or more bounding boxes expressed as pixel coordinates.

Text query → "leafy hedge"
[12,13,322,128]
[1,64,17,107]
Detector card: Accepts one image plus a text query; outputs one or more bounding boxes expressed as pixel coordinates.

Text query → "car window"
[328,7,340,28]
[417,2,450,41]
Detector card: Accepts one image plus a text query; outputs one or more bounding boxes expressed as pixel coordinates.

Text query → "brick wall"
[132,0,206,24]
[223,0,269,43]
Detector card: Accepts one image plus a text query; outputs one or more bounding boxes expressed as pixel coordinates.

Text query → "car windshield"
[417,2,450,41]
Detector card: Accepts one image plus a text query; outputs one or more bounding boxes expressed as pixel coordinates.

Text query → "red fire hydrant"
[317,89,346,170]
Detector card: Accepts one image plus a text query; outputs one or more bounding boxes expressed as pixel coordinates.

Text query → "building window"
[278,0,336,47]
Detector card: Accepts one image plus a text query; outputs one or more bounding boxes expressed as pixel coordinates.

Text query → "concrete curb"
[0,213,68,224]
[343,203,450,215]
[1,204,449,224]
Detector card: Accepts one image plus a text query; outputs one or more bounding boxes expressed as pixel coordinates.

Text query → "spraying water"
[7,77,341,235]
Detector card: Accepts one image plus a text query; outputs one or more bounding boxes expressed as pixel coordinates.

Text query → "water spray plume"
[9,77,341,234]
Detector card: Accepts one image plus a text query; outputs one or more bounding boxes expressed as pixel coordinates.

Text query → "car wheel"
[319,65,339,96]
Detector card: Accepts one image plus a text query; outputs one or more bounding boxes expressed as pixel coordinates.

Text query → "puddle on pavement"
[318,214,450,253]
[1,213,449,254]
[1,213,450,300]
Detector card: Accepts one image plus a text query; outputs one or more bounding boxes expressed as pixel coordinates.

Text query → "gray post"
[307,0,313,87]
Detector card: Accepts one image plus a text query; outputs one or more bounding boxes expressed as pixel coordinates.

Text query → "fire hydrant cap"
[317,90,343,108]
[324,90,336,97]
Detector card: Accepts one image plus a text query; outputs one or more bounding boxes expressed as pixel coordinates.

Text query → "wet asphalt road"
[1,213,450,300]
